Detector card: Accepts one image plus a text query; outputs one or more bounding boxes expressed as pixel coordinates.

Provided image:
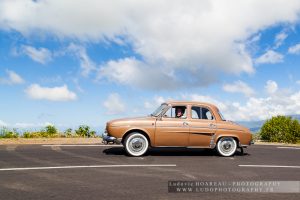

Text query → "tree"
[75,125,96,138]
[260,115,300,143]
[64,128,73,137]
[42,125,58,137]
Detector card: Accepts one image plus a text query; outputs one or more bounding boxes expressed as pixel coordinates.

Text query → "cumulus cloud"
[97,57,189,90]
[255,50,284,64]
[0,70,24,85]
[288,43,300,54]
[20,45,52,64]
[223,81,255,97]
[265,80,278,94]
[227,92,300,121]
[103,93,125,115]
[180,88,300,121]
[1,0,300,89]
[98,57,219,90]
[25,84,77,101]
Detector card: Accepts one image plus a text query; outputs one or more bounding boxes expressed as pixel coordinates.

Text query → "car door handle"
[209,124,217,129]
[183,122,189,126]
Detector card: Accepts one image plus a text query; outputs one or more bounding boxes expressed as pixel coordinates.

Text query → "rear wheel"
[216,137,237,157]
[124,132,149,157]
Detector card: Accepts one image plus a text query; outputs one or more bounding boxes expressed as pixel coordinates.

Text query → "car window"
[191,107,201,119]
[191,106,214,120]
[163,106,187,118]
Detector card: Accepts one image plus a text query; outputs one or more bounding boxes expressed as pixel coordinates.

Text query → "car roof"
[164,101,219,110]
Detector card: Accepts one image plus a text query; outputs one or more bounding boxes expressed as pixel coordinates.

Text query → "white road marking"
[42,144,123,147]
[0,164,177,171]
[277,146,300,150]
[239,165,300,169]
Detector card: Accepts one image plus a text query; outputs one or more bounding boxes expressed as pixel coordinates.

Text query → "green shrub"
[22,125,59,138]
[75,125,96,138]
[45,125,58,136]
[0,128,19,138]
[39,125,59,138]
[64,128,73,137]
[22,131,41,138]
[260,115,300,143]
[252,133,261,141]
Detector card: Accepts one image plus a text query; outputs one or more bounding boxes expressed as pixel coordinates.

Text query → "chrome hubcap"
[220,139,235,153]
[129,137,145,152]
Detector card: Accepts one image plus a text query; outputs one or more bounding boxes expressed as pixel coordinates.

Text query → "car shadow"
[102,147,250,157]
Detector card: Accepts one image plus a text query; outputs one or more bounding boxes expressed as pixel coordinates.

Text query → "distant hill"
[236,114,300,133]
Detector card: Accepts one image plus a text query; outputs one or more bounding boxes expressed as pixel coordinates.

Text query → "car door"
[154,105,189,146]
[188,106,217,147]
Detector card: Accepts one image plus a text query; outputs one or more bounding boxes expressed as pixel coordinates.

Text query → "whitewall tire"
[124,133,149,157]
[216,137,237,157]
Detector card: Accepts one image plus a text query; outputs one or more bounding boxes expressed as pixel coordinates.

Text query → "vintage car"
[102,101,252,157]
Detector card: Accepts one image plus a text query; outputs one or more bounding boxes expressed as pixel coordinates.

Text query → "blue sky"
[1,0,300,131]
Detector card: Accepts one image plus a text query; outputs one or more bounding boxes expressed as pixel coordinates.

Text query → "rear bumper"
[240,140,254,148]
[102,133,122,144]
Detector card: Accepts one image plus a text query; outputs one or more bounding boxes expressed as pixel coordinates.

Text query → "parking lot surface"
[0,144,299,200]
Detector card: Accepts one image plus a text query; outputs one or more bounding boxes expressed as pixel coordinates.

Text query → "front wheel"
[124,132,149,157]
[216,137,237,157]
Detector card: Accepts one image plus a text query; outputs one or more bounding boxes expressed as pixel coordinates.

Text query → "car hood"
[107,116,155,127]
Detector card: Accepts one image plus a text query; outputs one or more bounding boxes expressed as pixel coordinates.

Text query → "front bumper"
[102,133,122,144]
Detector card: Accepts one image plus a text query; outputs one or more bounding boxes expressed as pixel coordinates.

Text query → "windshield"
[218,110,226,121]
[151,104,168,117]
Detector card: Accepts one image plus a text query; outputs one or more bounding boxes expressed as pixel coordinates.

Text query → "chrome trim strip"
[217,128,244,132]
[154,146,212,148]
[190,132,214,136]
[156,126,189,128]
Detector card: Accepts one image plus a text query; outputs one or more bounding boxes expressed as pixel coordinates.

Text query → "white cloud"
[144,96,166,109]
[297,80,300,85]
[21,45,52,64]
[0,70,24,85]
[1,0,300,89]
[103,93,125,115]
[274,31,288,48]
[180,89,300,121]
[288,43,300,54]
[227,92,300,121]
[223,81,255,97]
[67,43,96,77]
[98,57,188,90]
[255,50,284,64]
[25,84,77,101]
[265,80,278,94]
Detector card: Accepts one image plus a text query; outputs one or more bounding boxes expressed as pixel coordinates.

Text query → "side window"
[191,107,201,119]
[191,106,214,120]
[202,107,214,120]
[163,106,187,118]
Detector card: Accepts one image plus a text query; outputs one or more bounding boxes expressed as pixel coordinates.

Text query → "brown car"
[102,101,252,157]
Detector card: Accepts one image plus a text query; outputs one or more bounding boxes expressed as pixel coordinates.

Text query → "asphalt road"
[0,144,299,200]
